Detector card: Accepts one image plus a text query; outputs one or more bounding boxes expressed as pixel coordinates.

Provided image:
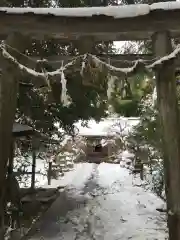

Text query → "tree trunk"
[31,138,37,190]
[8,138,15,175]
[153,31,180,240]
[48,162,52,185]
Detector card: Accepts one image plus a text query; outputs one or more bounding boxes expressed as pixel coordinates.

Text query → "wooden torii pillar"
[0,34,19,238]
[0,32,26,238]
[153,31,180,239]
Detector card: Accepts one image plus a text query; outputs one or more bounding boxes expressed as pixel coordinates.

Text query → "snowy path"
[30,163,167,240]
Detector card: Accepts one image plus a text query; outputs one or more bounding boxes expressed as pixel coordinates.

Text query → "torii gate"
[0,3,180,239]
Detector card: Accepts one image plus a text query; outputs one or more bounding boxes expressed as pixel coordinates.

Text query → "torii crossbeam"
[0,3,180,41]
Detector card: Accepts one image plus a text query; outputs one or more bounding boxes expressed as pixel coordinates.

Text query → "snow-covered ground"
[42,163,94,190]
[16,117,139,188]
[29,162,167,240]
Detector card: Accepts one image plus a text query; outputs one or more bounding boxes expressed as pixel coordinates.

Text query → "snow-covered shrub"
[126,91,165,199]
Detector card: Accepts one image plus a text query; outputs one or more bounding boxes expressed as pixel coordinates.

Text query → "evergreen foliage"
[0,0,118,137]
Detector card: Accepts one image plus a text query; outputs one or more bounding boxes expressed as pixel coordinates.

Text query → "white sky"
[114,41,140,53]
[114,41,126,52]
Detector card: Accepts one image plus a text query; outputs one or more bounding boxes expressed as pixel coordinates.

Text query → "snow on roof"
[0,5,150,18]
[75,117,139,137]
[75,119,115,137]
[0,2,180,19]
[13,123,33,134]
[150,1,180,11]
